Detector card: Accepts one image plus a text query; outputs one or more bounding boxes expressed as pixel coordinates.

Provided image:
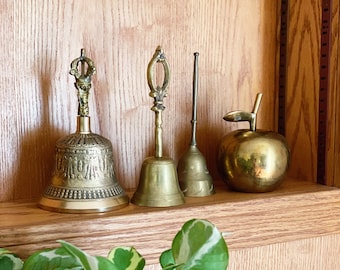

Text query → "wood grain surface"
[0,0,280,201]
[285,0,340,185]
[328,1,340,187]
[285,1,321,182]
[1,2,340,269]
[1,178,340,268]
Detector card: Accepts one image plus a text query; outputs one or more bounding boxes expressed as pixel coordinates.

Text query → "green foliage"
[159,250,176,269]
[58,240,115,270]
[160,219,229,270]
[0,249,23,270]
[22,246,85,270]
[0,219,228,270]
[107,246,145,270]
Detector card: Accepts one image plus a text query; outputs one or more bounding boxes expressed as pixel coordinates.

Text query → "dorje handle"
[69,48,96,117]
[147,46,170,158]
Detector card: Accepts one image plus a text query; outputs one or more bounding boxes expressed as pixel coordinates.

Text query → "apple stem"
[252,93,263,114]
[250,93,263,131]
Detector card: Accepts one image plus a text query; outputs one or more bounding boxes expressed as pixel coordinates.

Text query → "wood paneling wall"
[328,1,340,187]
[285,1,321,182]
[285,0,339,186]
[1,0,339,202]
[0,0,280,202]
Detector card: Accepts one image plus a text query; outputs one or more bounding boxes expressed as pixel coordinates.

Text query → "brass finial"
[147,46,170,113]
[69,49,96,117]
[146,46,170,158]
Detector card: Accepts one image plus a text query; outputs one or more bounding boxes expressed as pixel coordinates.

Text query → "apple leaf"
[107,246,145,270]
[160,219,229,270]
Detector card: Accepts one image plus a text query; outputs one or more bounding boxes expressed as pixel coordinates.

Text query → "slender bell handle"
[147,46,170,158]
[191,52,199,146]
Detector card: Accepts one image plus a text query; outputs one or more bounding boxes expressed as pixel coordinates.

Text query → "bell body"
[178,146,214,196]
[217,129,290,192]
[132,156,184,207]
[39,117,129,213]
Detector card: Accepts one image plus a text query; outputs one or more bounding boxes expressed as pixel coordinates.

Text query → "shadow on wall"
[12,69,65,201]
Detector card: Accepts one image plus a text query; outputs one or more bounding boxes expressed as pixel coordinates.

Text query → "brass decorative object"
[39,49,129,213]
[131,46,185,207]
[217,93,290,192]
[177,52,215,197]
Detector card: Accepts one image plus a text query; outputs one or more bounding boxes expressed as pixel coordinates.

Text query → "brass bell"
[131,46,185,207]
[39,49,129,213]
[177,52,215,197]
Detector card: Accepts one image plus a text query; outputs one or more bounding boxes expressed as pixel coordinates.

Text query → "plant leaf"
[58,240,115,270]
[0,248,11,256]
[169,219,229,270]
[0,253,24,270]
[159,249,177,270]
[96,256,120,270]
[107,246,145,270]
[23,247,82,270]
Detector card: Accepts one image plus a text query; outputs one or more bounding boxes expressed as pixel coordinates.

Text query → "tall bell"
[177,52,215,197]
[131,46,185,207]
[39,49,129,213]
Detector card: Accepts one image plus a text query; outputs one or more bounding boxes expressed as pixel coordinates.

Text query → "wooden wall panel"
[285,1,321,182]
[228,234,340,270]
[328,1,340,187]
[285,0,340,185]
[0,0,280,202]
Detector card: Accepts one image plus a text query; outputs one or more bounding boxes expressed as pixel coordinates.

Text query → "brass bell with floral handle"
[39,49,129,213]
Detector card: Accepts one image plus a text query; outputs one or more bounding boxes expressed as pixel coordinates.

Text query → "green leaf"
[159,249,177,270]
[0,248,11,256]
[23,247,82,270]
[95,256,119,270]
[58,240,115,270]
[107,246,145,270]
[165,219,229,270]
[0,253,24,270]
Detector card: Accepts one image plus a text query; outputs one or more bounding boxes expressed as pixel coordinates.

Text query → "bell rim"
[38,194,129,213]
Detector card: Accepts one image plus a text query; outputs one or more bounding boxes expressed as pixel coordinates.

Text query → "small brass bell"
[39,49,129,213]
[131,46,185,207]
[177,52,215,197]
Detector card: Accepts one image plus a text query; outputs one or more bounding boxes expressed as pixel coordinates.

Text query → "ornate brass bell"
[39,49,129,213]
[131,46,185,207]
[177,52,215,197]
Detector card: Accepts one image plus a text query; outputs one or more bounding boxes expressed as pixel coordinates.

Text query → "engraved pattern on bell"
[43,185,124,200]
[45,132,125,198]
[54,133,115,185]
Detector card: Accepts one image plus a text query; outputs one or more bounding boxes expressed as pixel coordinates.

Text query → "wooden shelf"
[1,177,340,267]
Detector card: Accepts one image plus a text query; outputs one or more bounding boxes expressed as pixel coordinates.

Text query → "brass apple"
[217,93,290,192]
